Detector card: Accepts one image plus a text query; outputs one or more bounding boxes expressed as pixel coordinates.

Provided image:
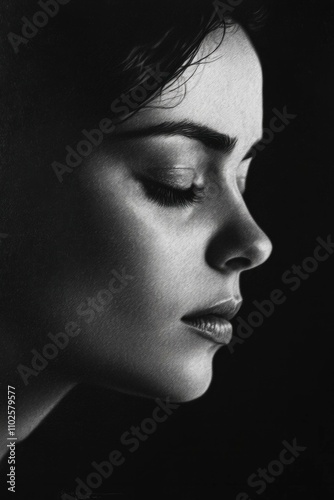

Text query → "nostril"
[225,256,252,271]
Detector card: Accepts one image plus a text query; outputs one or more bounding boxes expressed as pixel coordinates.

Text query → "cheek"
[60,197,217,399]
[82,172,211,329]
[85,191,184,327]
[64,176,194,323]
[19,165,222,399]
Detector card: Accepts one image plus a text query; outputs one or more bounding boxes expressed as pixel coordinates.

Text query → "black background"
[2,0,334,498]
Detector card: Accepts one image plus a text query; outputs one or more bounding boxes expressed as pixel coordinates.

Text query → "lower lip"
[182,314,233,345]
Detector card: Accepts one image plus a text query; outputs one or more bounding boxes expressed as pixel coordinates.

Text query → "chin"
[167,375,212,403]
[165,354,214,402]
[116,352,215,403]
[90,345,218,402]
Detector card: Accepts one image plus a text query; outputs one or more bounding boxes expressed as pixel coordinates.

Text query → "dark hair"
[0,0,265,138]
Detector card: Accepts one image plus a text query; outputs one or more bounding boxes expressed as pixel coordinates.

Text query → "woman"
[0,0,271,489]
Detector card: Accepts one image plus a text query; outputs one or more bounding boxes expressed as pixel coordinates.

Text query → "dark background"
[2,0,334,498]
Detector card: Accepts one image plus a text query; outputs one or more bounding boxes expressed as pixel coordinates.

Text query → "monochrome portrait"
[0,1,333,499]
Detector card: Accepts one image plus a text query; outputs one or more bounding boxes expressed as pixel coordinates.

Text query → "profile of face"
[5,26,272,403]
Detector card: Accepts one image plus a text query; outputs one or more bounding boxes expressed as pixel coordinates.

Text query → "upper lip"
[182,298,243,322]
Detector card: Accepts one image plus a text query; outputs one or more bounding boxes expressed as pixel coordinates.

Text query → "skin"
[0,25,272,454]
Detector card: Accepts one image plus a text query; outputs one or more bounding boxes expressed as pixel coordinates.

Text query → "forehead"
[124,26,263,149]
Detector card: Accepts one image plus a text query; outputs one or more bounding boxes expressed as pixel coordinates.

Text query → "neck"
[0,320,76,461]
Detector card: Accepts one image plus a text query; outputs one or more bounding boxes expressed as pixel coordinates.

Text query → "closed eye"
[139,177,205,208]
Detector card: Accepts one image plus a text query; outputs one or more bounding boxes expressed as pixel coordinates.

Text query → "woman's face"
[7,27,272,401]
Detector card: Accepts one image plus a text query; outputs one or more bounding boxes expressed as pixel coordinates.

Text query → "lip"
[181,298,242,345]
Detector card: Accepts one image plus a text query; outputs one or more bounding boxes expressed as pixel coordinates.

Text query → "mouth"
[181,298,242,345]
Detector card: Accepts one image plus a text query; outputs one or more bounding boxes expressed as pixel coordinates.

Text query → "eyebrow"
[113,120,238,154]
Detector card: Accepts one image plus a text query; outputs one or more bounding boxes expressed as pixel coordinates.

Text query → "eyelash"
[140,178,205,208]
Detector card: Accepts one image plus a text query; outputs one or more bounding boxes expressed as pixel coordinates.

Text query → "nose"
[205,205,272,274]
